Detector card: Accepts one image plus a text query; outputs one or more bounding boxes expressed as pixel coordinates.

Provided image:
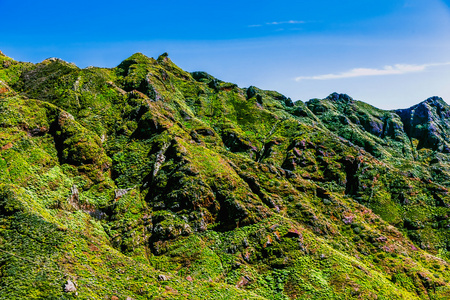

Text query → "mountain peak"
[118,52,155,66]
[40,57,76,66]
[157,52,169,60]
[128,52,151,60]
[421,95,446,107]
[326,92,354,103]
[394,96,450,152]
[116,52,157,77]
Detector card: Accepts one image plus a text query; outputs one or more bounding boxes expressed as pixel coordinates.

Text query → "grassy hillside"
[1,51,450,299]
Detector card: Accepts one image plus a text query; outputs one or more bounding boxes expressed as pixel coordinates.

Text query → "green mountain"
[1,51,450,299]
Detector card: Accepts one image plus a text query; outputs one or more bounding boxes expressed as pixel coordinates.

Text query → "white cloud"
[249,20,305,27]
[295,62,450,81]
[266,20,305,25]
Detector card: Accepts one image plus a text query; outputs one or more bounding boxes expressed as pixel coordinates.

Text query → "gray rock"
[114,187,134,199]
[158,274,168,281]
[67,185,79,209]
[64,279,76,292]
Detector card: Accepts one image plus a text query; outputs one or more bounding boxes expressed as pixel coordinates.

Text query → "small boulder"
[64,279,76,293]
[158,274,168,281]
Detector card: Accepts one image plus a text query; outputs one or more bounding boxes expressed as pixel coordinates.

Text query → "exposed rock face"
[67,185,79,210]
[221,130,258,154]
[246,86,258,100]
[395,96,450,152]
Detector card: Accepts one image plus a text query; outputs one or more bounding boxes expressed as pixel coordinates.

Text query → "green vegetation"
[1,51,450,299]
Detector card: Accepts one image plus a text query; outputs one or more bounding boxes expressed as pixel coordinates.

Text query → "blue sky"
[2,0,450,109]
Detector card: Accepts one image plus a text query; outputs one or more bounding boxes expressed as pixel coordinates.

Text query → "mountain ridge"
[1,51,450,299]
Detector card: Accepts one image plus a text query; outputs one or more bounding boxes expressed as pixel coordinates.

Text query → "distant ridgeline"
[1,51,450,299]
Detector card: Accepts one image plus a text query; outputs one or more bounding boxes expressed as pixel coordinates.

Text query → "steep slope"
[1,51,450,299]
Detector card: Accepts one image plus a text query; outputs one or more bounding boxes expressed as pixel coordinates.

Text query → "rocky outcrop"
[306,93,415,158]
[221,130,258,154]
[395,96,450,152]
[49,110,111,183]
